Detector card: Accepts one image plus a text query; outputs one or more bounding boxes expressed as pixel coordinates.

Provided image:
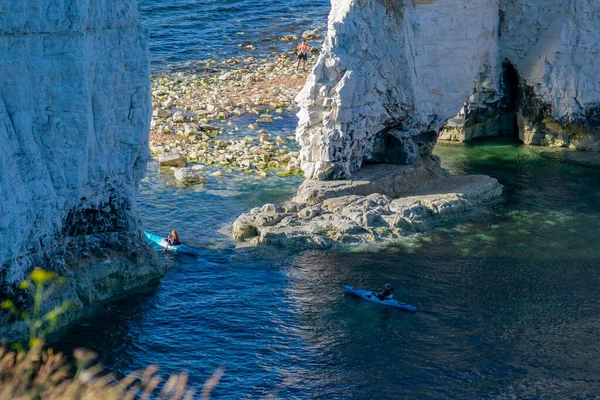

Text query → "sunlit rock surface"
[295,0,500,180]
[442,0,600,148]
[232,0,514,248]
[0,0,164,337]
[231,158,502,249]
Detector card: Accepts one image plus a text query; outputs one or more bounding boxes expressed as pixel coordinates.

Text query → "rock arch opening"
[366,129,437,165]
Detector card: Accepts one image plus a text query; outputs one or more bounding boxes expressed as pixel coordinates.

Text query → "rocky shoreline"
[148,32,323,184]
[145,33,509,251]
[231,156,503,250]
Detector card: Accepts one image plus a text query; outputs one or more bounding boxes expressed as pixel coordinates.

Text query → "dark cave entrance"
[366,129,417,165]
[366,129,437,165]
[500,61,522,139]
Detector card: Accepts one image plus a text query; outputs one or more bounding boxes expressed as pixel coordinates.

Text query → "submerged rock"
[174,168,207,184]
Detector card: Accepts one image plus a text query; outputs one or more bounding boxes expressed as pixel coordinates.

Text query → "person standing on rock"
[296,39,310,72]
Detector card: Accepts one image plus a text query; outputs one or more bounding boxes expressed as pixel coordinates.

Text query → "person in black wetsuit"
[377,283,394,301]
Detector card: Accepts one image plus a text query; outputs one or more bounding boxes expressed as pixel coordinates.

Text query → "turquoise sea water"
[51,2,600,398]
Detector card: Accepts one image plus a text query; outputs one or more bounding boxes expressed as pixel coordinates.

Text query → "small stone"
[150,145,165,154]
[212,171,224,178]
[163,98,175,109]
[153,109,171,119]
[239,160,252,170]
[159,152,187,167]
[173,111,185,123]
[184,123,199,136]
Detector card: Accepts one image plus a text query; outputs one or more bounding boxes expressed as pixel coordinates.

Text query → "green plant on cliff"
[0,269,222,399]
[2,269,73,349]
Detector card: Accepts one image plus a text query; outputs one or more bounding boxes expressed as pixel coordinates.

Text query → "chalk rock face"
[0,0,162,336]
[296,0,500,179]
[500,0,600,149]
[297,0,600,179]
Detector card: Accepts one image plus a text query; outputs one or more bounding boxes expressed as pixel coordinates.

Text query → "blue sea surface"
[53,141,600,399]
[138,0,331,69]
[50,1,600,398]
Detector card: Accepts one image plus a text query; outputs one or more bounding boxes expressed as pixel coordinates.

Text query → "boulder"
[159,152,187,167]
[153,108,171,119]
[174,168,207,184]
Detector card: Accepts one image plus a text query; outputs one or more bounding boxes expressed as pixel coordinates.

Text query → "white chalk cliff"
[296,0,600,180]
[0,0,163,336]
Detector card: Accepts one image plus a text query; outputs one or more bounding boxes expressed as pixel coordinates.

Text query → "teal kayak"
[343,285,416,312]
[144,232,202,256]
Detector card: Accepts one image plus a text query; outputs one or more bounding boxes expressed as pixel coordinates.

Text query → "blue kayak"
[144,232,202,256]
[343,285,416,312]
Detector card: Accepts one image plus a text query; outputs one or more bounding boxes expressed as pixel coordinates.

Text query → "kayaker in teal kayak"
[376,283,395,301]
[167,230,181,246]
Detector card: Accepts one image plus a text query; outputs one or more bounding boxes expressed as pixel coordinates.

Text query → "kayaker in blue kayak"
[167,230,181,246]
[376,283,395,301]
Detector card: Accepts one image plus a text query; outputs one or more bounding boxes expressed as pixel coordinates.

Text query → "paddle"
[164,232,170,253]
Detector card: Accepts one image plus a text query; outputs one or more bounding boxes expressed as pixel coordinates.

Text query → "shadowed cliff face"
[0,0,164,338]
[297,0,600,180]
